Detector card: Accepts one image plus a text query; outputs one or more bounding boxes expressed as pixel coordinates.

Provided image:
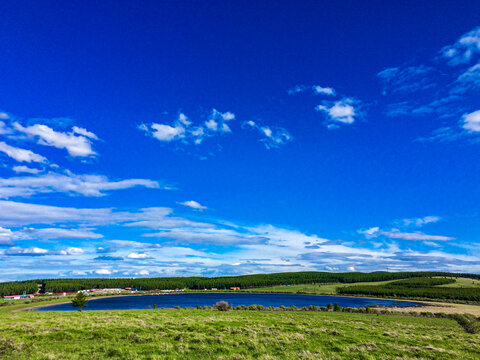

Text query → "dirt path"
[379,301,480,316]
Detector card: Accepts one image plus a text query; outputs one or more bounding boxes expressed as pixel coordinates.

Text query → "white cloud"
[462,110,480,132]
[177,113,191,126]
[204,119,218,131]
[140,108,235,146]
[61,247,84,255]
[0,142,47,163]
[127,252,151,259]
[16,227,103,240]
[243,121,292,148]
[0,112,10,120]
[288,85,335,96]
[178,200,207,211]
[4,246,84,256]
[380,230,455,241]
[138,270,149,276]
[313,86,335,96]
[12,166,42,174]
[347,266,355,271]
[0,171,161,198]
[360,226,455,241]
[377,66,435,94]
[150,123,186,141]
[456,63,480,89]
[316,98,358,125]
[400,216,440,228]
[95,269,112,275]
[72,126,98,140]
[13,123,97,157]
[441,27,480,65]
[205,109,235,133]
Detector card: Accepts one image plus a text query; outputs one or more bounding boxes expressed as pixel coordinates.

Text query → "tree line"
[1,271,479,296]
[337,277,480,302]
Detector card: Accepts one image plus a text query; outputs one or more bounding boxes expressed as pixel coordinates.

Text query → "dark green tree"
[71,292,88,311]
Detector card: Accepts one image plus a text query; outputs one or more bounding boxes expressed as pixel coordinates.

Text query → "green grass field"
[1,306,479,359]
[244,280,395,295]
[245,277,480,296]
[438,277,480,288]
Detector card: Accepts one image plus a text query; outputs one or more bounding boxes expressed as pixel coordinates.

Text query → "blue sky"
[1,1,480,281]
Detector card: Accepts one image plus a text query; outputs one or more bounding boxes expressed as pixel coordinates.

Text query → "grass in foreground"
[1,307,479,359]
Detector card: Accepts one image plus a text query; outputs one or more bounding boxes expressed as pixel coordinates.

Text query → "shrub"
[214,301,229,311]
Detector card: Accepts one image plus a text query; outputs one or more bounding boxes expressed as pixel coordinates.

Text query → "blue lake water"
[37,293,421,311]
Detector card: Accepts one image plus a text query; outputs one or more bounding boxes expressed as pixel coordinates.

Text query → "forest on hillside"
[2,271,480,296]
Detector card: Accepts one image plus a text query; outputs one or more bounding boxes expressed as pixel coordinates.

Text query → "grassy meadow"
[1,306,480,359]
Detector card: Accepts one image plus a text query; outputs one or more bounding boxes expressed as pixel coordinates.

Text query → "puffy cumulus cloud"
[13,122,97,157]
[177,200,207,211]
[138,270,150,276]
[441,27,480,65]
[205,109,235,133]
[149,123,186,141]
[12,166,42,174]
[0,171,161,198]
[0,142,47,163]
[140,109,235,146]
[316,98,359,126]
[243,121,292,149]
[462,110,480,132]
[347,266,356,271]
[313,86,335,96]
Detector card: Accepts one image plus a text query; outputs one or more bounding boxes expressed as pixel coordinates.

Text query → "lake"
[37,293,421,311]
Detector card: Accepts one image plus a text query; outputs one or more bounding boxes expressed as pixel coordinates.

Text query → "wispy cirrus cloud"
[0,171,162,199]
[441,27,480,66]
[288,85,335,96]
[377,65,436,94]
[243,120,292,148]
[2,246,84,256]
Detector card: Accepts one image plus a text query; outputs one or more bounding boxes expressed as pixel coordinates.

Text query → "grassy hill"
[1,306,479,359]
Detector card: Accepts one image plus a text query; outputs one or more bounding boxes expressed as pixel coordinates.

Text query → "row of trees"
[338,279,480,302]
[39,271,462,292]
[0,281,38,297]
[387,277,456,288]
[1,272,478,296]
